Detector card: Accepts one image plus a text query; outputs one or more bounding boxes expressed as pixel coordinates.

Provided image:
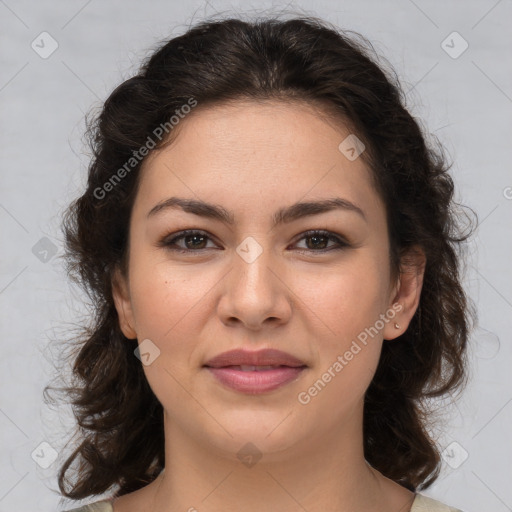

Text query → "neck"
[144,402,414,512]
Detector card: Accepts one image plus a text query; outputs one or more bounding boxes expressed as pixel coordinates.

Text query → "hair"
[46,13,477,502]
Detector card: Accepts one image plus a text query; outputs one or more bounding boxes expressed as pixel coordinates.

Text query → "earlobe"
[383,246,426,341]
[111,266,137,340]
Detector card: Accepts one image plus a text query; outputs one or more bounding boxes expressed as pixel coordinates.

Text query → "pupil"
[308,235,327,249]
[186,234,206,249]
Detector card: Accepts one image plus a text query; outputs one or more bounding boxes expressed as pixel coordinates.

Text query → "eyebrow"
[146,196,367,226]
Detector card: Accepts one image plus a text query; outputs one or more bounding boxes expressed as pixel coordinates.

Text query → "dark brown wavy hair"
[45,13,477,503]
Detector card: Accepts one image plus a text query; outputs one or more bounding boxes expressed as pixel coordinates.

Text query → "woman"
[50,14,475,512]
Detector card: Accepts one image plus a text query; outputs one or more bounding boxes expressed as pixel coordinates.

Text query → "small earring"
[394,323,400,329]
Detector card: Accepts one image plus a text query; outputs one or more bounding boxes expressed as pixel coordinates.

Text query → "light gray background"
[1,1,511,511]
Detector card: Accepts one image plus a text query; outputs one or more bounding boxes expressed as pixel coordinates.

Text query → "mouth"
[204,365,307,393]
[204,348,306,368]
[203,349,308,394]
[218,365,296,371]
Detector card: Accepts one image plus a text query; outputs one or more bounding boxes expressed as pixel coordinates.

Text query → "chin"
[207,409,306,456]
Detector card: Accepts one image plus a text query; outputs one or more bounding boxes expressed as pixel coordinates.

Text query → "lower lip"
[205,366,306,393]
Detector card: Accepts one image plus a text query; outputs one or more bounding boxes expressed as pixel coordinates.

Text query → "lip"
[203,349,308,394]
[204,348,306,368]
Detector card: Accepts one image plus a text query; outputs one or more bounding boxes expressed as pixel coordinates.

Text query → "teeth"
[238,365,280,371]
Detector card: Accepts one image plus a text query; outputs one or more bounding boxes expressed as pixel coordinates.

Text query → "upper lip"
[204,348,307,368]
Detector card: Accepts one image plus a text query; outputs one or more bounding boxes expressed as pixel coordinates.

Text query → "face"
[112,99,424,460]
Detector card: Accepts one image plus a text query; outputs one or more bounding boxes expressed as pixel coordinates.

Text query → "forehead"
[133,99,385,226]
[159,98,355,157]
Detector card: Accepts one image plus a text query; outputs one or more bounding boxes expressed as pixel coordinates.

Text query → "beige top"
[63,493,464,511]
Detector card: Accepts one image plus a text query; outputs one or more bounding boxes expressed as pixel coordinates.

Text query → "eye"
[157,229,350,254]
[158,229,218,253]
[292,230,349,253]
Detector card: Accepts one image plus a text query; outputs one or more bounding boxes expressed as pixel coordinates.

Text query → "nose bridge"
[233,235,275,298]
[219,234,289,328]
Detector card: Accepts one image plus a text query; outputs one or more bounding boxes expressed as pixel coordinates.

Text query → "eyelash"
[158,229,350,254]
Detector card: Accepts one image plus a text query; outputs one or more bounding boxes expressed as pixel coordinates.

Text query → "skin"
[111,99,426,512]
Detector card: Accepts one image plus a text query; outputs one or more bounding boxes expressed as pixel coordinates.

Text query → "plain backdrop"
[1,1,511,511]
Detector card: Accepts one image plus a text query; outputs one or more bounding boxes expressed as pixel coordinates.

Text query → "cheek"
[128,263,209,412]
[129,255,211,340]
[297,276,386,417]
[126,262,213,402]
[300,258,388,393]
[300,258,387,343]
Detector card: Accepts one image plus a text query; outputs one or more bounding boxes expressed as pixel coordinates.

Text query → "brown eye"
[159,230,218,252]
[293,230,349,253]
[158,229,349,254]
[178,233,208,250]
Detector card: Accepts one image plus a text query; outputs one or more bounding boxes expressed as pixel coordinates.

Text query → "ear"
[383,246,426,341]
[111,266,137,340]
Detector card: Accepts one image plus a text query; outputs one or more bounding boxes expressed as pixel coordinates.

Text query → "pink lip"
[204,348,307,394]
[204,348,306,368]
[206,366,306,393]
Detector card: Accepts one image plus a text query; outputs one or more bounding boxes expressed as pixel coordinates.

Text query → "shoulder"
[411,493,465,512]
[61,500,113,512]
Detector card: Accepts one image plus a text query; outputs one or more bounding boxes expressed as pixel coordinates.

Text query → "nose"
[216,240,292,331]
